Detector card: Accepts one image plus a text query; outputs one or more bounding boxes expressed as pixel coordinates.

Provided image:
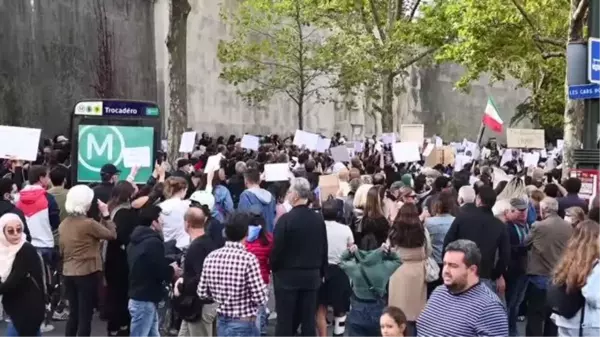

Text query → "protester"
[159,176,191,250]
[416,239,508,336]
[197,211,267,337]
[380,306,407,337]
[271,177,328,336]
[59,184,117,336]
[238,169,276,232]
[127,205,182,337]
[0,213,45,336]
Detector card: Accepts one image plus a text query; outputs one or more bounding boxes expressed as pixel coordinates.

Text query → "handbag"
[425,257,440,283]
[547,281,584,318]
[171,282,203,322]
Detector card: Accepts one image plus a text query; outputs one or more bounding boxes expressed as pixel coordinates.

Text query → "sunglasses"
[6,227,22,236]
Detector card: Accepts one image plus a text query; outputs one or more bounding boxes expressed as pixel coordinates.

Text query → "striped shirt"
[417,283,508,337]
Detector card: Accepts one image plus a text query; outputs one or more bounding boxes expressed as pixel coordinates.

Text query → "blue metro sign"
[589,38,600,84]
[568,84,600,100]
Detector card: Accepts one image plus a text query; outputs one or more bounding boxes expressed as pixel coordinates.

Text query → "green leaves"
[423,0,569,130]
[217,0,336,128]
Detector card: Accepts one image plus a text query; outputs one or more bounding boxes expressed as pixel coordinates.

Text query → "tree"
[420,0,589,171]
[316,0,451,133]
[218,0,336,130]
[91,0,117,98]
[166,0,191,165]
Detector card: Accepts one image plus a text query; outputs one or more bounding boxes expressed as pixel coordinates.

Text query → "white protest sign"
[330,145,351,162]
[422,143,435,157]
[0,126,41,161]
[123,147,151,168]
[161,140,168,152]
[264,163,291,182]
[400,124,424,145]
[506,128,545,149]
[381,133,396,145]
[523,152,541,168]
[179,131,197,153]
[241,134,260,151]
[392,142,421,163]
[353,142,364,153]
[316,138,332,153]
[293,130,319,150]
[205,154,223,173]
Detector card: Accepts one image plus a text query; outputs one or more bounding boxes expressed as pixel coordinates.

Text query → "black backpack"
[546,282,584,318]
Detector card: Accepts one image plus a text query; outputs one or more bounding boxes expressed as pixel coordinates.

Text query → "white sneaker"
[268,312,277,320]
[52,310,69,321]
[40,323,55,333]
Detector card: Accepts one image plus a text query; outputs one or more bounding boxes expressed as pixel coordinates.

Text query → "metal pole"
[584,0,600,149]
[471,122,486,173]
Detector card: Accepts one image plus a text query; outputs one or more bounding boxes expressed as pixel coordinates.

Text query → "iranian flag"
[482,97,503,133]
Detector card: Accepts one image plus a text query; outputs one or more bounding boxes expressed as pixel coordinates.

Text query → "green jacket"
[340,248,401,301]
[48,186,68,223]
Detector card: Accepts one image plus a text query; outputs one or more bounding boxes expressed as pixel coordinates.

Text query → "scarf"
[0,213,27,282]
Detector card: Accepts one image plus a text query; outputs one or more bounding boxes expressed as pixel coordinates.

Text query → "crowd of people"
[0,131,598,337]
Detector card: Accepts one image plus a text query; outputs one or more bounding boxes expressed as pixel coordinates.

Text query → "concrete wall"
[0,0,157,137]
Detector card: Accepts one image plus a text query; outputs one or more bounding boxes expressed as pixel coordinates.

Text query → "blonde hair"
[497,177,528,202]
[65,185,94,215]
[353,184,373,209]
[552,220,599,292]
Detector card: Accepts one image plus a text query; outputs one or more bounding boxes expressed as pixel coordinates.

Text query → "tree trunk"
[297,100,304,130]
[166,0,191,166]
[562,0,588,176]
[381,72,395,133]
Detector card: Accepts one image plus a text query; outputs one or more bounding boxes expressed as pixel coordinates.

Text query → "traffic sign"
[568,83,600,100]
[589,38,600,84]
[77,125,154,183]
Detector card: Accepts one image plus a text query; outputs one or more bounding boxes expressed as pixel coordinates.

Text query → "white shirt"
[325,220,354,265]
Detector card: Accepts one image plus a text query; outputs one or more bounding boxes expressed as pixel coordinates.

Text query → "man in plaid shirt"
[197,211,267,336]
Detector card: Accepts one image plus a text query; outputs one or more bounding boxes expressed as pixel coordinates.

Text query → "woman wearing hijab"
[0,213,45,336]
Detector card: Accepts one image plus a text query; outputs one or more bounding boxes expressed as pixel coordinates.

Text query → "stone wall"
[154,0,531,142]
[0,0,157,137]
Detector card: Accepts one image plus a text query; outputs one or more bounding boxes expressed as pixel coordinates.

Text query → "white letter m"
[87,134,113,160]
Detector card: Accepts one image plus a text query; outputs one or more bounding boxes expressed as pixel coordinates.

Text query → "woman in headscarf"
[0,213,45,336]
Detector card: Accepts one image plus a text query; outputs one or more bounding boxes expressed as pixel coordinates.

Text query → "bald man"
[176,207,219,336]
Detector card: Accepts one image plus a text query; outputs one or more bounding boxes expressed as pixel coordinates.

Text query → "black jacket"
[443,206,510,280]
[127,226,174,303]
[88,182,115,220]
[0,200,31,242]
[226,174,245,208]
[270,205,328,290]
[176,234,217,317]
[0,242,45,336]
[105,208,138,289]
[506,221,529,277]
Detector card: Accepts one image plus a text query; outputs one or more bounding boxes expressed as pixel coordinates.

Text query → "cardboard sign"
[425,146,455,167]
[506,129,545,149]
[319,175,339,201]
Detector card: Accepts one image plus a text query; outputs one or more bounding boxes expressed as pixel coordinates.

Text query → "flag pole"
[471,122,486,174]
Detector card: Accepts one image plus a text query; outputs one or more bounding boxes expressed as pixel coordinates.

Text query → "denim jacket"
[552,261,600,333]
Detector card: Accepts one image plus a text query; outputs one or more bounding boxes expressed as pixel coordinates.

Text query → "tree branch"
[393,46,438,75]
[368,0,387,41]
[542,51,566,59]
[533,35,566,47]
[356,0,383,46]
[372,102,384,113]
[408,0,422,21]
[246,57,301,77]
[572,0,589,22]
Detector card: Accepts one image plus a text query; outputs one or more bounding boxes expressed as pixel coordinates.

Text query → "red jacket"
[245,233,273,284]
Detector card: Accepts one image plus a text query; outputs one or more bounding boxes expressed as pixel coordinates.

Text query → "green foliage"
[316,0,449,110]
[217,0,336,128]
[421,0,569,131]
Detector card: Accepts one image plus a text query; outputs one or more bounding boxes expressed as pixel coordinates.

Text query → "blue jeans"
[506,274,529,336]
[128,299,159,337]
[217,315,259,337]
[255,305,268,335]
[347,297,385,337]
[5,322,41,336]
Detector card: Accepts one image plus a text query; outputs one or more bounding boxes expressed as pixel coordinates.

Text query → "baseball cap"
[509,198,528,211]
[100,164,121,176]
[177,158,191,169]
[189,190,215,211]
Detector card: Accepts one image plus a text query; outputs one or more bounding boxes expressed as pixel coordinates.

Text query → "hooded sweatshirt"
[238,187,276,232]
[127,226,174,303]
[16,185,60,248]
[245,226,273,284]
[158,198,190,250]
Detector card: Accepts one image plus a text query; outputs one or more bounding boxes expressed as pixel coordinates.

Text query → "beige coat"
[388,245,428,321]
